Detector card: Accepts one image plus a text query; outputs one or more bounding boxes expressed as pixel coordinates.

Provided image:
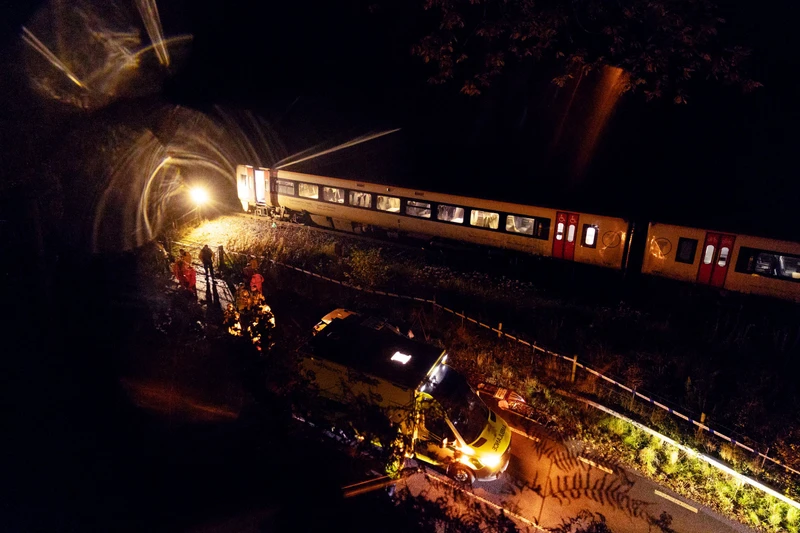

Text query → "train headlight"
[481,453,502,469]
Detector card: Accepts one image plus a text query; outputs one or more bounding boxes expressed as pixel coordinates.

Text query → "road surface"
[400,396,755,533]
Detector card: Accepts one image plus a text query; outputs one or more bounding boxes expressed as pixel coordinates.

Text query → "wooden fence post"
[570,355,578,383]
[497,322,503,338]
[697,412,706,438]
[217,245,224,271]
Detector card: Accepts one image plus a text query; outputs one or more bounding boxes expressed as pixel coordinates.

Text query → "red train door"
[697,232,736,287]
[552,212,580,260]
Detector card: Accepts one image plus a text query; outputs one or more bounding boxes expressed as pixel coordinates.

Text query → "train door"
[269,169,279,207]
[552,212,580,260]
[254,169,266,204]
[697,232,736,287]
[245,167,255,204]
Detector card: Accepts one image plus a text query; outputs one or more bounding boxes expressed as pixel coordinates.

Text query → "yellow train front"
[642,222,800,302]
[236,165,629,271]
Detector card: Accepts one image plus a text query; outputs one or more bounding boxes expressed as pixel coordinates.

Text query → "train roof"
[310,312,444,390]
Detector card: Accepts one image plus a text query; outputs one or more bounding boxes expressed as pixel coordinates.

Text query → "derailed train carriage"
[236,165,800,303]
[643,223,800,302]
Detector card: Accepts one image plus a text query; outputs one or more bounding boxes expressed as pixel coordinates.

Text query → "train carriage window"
[323,186,345,204]
[437,205,464,223]
[377,195,401,213]
[582,225,598,248]
[406,200,431,218]
[566,224,576,243]
[736,247,800,282]
[735,248,756,274]
[349,191,372,208]
[275,180,295,196]
[470,209,499,229]
[506,215,535,235]
[717,246,730,267]
[675,238,698,264]
[535,219,550,240]
[703,244,715,264]
[755,252,778,276]
[555,222,565,240]
[298,183,319,199]
[779,255,800,280]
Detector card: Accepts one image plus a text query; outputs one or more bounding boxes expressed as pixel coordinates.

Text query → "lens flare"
[21,0,191,110]
[91,106,284,253]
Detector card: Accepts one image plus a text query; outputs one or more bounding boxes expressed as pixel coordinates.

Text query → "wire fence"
[173,239,800,480]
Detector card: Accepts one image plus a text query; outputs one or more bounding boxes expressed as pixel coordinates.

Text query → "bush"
[604,417,627,436]
[786,507,800,533]
[639,445,660,475]
[768,503,785,531]
[622,427,647,450]
[345,248,390,289]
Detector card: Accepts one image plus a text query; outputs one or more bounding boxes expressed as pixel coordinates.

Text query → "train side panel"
[270,170,626,270]
[642,223,707,283]
[571,214,628,269]
[724,235,800,302]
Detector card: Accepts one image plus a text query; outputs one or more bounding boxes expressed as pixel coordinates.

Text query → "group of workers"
[170,244,265,307]
[171,244,216,297]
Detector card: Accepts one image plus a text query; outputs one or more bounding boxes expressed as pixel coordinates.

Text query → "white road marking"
[578,456,614,474]
[654,490,698,513]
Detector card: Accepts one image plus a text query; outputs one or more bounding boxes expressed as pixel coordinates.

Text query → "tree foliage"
[411,0,761,102]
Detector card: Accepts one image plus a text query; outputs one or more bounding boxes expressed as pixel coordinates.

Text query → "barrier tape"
[174,240,800,479]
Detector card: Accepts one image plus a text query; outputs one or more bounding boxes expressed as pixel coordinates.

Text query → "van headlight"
[481,453,502,468]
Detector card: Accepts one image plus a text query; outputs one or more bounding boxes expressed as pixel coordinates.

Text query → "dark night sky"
[2,0,799,239]
[160,0,799,240]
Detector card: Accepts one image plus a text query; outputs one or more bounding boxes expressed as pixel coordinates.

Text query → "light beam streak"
[134,0,170,66]
[21,26,86,88]
[275,128,401,170]
[130,34,193,63]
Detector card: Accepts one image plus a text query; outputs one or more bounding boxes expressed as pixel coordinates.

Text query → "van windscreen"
[425,366,489,444]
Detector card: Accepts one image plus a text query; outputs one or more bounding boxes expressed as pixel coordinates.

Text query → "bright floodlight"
[190,186,209,206]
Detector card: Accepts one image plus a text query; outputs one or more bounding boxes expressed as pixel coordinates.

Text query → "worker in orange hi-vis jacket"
[172,257,188,288]
[184,260,197,298]
[250,271,264,296]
